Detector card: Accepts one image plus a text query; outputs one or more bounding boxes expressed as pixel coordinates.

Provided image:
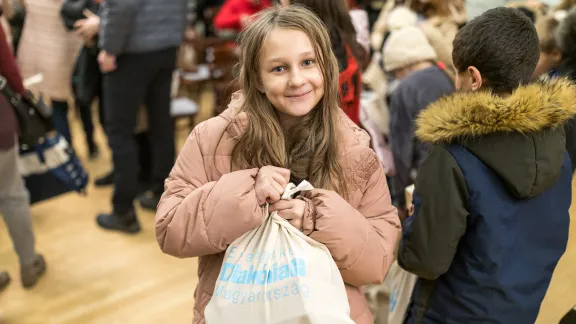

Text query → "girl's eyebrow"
[265,51,316,64]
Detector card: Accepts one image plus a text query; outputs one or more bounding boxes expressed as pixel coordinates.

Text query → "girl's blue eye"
[272,66,285,73]
[302,59,314,66]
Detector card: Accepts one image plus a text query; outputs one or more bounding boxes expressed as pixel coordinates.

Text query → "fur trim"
[416,78,576,143]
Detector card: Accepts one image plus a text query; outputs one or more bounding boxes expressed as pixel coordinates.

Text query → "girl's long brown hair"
[231,5,348,197]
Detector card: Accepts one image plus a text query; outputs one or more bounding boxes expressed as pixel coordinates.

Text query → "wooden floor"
[0,104,575,323]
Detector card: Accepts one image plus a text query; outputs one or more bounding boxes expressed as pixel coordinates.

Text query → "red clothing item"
[0,26,26,95]
[214,0,271,32]
[0,24,26,149]
[339,45,361,125]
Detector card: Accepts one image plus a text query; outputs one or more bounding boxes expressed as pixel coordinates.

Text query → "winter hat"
[386,6,418,32]
[383,26,438,72]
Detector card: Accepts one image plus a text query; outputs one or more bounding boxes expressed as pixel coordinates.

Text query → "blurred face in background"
[279,0,290,6]
[532,50,562,80]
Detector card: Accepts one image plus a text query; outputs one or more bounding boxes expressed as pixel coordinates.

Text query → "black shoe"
[137,192,161,211]
[96,210,141,234]
[94,171,114,187]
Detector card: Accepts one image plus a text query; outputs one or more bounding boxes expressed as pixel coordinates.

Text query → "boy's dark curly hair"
[452,7,540,94]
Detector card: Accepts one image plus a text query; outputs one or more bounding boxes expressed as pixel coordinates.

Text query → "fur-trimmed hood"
[417,78,576,198]
[416,78,576,144]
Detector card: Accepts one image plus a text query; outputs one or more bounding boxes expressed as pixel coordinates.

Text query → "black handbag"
[0,76,54,147]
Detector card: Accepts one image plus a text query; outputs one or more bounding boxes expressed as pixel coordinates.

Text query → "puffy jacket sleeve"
[155,126,265,258]
[303,150,401,287]
[398,146,469,280]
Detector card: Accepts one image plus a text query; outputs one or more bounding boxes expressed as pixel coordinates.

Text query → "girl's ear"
[256,78,265,93]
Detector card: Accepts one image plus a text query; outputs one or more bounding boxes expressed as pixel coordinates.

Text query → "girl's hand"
[269,199,306,231]
[254,166,290,205]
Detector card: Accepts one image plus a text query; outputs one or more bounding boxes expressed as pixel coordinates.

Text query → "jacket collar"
[416,78,576,144]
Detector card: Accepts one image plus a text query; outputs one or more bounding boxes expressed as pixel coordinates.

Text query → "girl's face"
[279,0,290,7]
[258,28,324,127]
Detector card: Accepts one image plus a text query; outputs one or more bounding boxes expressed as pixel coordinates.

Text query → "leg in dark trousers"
[51,100,72,145]
[135,131,152,187]
[136,52,176,210]
[97,48,177,233]
[77,100,98,157]
[94,81,117,187]
[144,54,176,195]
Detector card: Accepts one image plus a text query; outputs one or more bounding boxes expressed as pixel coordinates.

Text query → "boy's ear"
[467,66,483,91]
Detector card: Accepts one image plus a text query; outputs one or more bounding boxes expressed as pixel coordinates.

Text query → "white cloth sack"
[205,181,354,324]
[387,260,418,324]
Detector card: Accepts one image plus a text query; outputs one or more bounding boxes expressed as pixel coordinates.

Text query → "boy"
[398,7,575,324]
[382,25,454,217]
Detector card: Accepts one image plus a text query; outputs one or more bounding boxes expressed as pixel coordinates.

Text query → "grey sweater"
[99,0,188,56]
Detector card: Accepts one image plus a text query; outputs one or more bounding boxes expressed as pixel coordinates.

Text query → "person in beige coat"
[155,6,400,324]
[17,0,82,145]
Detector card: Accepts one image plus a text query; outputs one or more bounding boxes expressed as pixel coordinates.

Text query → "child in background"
[399,8,574,323]
[155,6,400,323]
[382,25,454,218]
[533,13,562,79]
[532,8,576,173]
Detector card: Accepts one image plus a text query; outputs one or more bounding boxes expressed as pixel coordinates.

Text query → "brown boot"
[21,254,46,289]
[0,272,10,292]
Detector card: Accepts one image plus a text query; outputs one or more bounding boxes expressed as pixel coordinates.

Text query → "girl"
[155,5,400,324]
[281,0,367,125]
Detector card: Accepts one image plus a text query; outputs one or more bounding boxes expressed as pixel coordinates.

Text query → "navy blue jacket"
[398,79,575,323]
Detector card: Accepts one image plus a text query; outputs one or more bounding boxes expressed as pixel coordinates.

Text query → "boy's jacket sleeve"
[398,146,470,280]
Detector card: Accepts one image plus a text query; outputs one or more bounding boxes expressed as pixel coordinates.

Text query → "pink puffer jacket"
[155,92,401,323]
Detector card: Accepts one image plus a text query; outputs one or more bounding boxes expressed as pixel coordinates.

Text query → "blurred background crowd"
[0,0,575,323]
